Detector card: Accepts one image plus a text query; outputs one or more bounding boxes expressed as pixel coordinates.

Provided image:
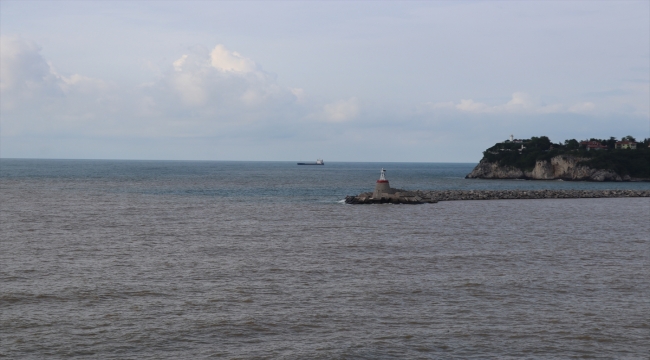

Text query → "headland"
[466,135,650,181]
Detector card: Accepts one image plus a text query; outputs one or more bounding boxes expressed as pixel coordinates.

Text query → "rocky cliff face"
[466,155,628,181]
[465,160,526,179]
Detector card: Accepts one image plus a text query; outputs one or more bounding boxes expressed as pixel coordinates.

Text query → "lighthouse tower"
[373,168,392,198]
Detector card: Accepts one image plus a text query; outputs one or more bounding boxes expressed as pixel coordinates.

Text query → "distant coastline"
[466,136,650,182]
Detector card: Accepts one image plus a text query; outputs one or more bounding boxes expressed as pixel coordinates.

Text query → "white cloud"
[170,70,207,106]
[321,97,360,122]
[0,35,110,120]
[500,92,534,112]
[162,45,295,110]
[0,36,61,108]
[209,44,256,73]
[290,88,305,102]
[455,93,536,113]
[172,55,188,72]
[2,34,644,161]
[1,37,307,139]
[429,92,596,115]
[456,99,490,113]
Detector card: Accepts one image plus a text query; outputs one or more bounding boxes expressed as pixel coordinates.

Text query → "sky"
[1,1,648,162]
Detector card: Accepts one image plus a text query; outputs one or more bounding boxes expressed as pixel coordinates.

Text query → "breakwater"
[344,189,650,204]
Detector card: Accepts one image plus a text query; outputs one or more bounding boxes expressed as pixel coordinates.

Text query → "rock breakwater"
[344,189,650,204]
[344,190,429,204]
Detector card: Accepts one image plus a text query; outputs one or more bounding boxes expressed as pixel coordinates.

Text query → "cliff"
[466,155,634,181]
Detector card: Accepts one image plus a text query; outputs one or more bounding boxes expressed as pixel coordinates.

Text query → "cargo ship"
[297,159,324,165]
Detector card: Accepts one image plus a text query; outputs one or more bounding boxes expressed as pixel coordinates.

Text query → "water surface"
[1,160,648,358]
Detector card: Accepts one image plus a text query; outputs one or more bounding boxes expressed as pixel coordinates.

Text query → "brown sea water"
[1,160,649,359]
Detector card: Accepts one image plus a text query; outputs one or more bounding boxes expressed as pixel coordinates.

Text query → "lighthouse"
[373,168,392,198]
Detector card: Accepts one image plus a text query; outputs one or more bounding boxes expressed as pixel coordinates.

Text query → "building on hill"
[580,140,608,151]
[615,141,637,149]
[504,135,526,144]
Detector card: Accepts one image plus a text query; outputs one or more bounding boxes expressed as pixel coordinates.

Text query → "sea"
[1,159,649,359]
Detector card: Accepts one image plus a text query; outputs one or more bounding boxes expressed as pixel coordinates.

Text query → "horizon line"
[0,157,478,164]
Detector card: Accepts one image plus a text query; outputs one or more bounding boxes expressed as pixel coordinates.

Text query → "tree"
[564,139,579,150]
[528,136,552,150]
[590,138,607,145]
[606,137,617,149]
[622,135,636,142]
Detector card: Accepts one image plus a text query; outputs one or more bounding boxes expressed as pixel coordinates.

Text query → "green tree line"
[482,136,650,178]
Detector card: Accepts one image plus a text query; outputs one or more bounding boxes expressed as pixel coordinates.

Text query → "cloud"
[209,44,256,73]
[290,88,305,102]
[428,92,596,115]
[0,34,111,136]
[169,69,208,106]
[456,99,490,113]
[2,35,644,161]
[161,45,297,111]
[455,93,539,113]
[1,36,108,100]
[1,38,308,139]
[172,55,188,72]
[321,97,360,122]
[501,92,534,112]
[0,36,62,108]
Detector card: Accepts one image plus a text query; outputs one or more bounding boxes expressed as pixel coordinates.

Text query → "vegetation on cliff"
[482,136,650,178]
